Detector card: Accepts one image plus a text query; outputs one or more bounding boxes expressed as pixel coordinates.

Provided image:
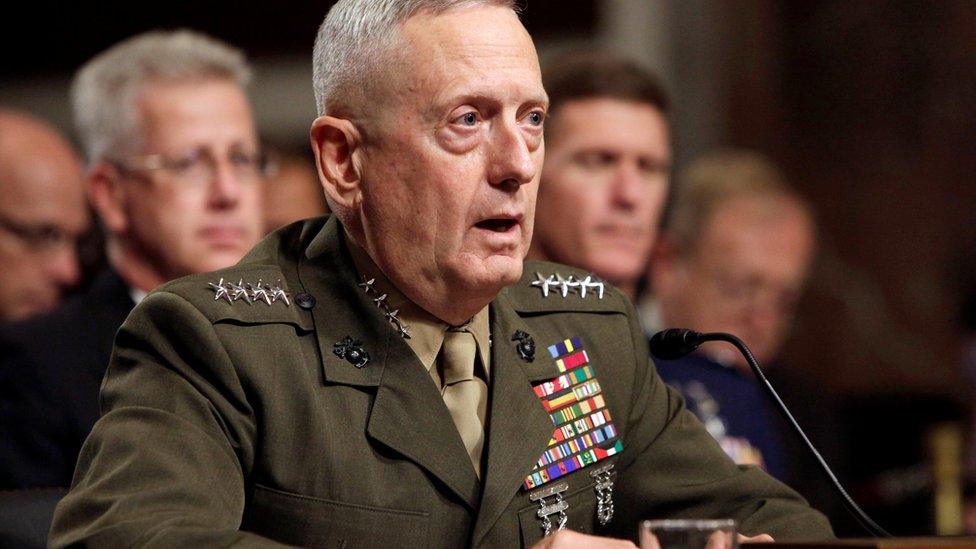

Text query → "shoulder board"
[152,265,311,329]
[504,260,629,314]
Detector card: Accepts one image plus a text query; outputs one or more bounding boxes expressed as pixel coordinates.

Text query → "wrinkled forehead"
[387,5,542,96]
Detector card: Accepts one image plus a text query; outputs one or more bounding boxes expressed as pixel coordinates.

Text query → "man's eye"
[526,110,545,126]
[169,154,199,172]
[457,112,478,126]
[638,158,669,176]
[230,151,258,167]
[577,151,615,168]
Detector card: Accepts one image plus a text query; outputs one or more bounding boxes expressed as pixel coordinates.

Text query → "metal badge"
[530,272,604,300]
[529,481,569,536]
[511,330,535,362]
[590,463,616,525]
[208,278,290,306]
[333,336,370,368]
[358,277,411,338]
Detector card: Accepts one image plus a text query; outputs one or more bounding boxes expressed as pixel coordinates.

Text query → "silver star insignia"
[228,279,252,304]
[250,279,273,305]
[531,272,557,297]
[555,273,580,298]
[358,279,411,340]
[270,280,290,306]
[208,278,232,303]
[357,278,376,293]
[579,275,605,299]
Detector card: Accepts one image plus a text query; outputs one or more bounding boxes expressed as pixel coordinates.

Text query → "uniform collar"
[344,232,491,379]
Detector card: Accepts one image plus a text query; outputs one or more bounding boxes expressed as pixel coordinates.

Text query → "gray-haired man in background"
[0,29,265,491]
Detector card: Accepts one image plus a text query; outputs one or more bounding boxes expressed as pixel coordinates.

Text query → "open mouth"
[475,218,518,232]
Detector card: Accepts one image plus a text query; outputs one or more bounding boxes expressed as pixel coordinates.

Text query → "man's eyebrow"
[437,91,549,109]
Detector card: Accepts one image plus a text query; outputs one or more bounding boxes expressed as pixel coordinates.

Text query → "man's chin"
[454,254,523,292]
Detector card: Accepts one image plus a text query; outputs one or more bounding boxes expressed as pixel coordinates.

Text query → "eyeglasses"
[0,212,79,254]
[112,147,277,186]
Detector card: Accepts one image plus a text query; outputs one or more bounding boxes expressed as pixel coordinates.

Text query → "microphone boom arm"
[699,331,892,538]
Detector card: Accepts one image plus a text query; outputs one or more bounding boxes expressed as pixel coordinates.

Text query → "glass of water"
[639,519,738,549]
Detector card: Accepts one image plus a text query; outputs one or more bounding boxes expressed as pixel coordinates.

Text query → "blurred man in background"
[643,149,852,529]
[0,29,265,490]
[0,110,89,323]
[527,53,671,300]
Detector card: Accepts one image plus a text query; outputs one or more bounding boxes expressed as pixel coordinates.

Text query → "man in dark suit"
[50,1,833,547]
[644,150,853,530]
[0,109,89,323]
[0,29,265,490]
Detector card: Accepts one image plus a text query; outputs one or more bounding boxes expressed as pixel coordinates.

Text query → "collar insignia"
[334,335,370,368]
[358,277,411,339]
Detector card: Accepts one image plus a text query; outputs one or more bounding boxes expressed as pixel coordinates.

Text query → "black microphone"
[650,328,892,538]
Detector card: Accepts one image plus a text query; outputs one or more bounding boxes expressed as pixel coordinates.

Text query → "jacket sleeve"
[602,304,835,541]
[49,291,290,548]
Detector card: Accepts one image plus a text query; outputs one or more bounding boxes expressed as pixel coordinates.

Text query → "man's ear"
[87,162,128,235]
[310,115,364,211]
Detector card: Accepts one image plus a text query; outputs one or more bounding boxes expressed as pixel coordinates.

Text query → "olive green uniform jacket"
[50,216,833,547]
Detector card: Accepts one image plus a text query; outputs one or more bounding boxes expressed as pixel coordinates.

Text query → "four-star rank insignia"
[530,272,605,300]
[523,336,623,491]
[207,278,290,306]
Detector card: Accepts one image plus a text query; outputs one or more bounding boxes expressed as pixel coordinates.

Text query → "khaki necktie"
[439,329,488,477]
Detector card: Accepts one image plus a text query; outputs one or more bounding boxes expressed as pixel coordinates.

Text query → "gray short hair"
[312,0,517,117]
[71,29,252,162]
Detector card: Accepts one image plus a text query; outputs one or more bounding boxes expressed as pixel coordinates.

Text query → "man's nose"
[487,120,536,190]
[207,160,244,208]
[611,162,644,208]
[46,247,82,289]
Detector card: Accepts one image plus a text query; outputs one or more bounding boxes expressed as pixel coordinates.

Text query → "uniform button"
[295,293,316,309]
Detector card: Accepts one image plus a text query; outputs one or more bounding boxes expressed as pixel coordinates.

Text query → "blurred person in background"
[0,29,265,490]
[0,109,89,323]
[527,52,671,300]
[262,149,328,233]
[643,149,851,530]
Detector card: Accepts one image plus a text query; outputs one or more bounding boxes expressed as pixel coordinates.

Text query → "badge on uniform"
[530,272,605,299]
[524,336,622,533]
[207,278,290,306]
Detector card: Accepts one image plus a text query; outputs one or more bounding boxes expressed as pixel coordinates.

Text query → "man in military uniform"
[50,1,833,547]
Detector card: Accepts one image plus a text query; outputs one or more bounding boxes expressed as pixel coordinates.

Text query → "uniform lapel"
[297,217,480,509]
[471,291,561,546]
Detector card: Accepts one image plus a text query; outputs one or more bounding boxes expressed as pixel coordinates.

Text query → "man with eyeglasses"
[642,150,845,527]
[0,30,265,490]
[0,109,89,323]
